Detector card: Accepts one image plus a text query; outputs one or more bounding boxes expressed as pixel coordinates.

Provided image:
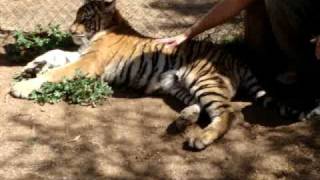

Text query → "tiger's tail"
[240,67,303,119]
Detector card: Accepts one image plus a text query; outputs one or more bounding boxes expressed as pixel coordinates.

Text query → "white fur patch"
[160,71,177,91]
[256,90,266,98]
[35,49,80,67]
[23,49,80,74]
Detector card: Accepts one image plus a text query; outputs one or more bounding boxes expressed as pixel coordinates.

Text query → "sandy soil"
[0,46,320,180]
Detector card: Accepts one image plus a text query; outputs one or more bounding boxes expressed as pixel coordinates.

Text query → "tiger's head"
[69,0,119,46]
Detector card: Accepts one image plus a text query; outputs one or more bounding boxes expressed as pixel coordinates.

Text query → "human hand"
[155,33,189,48]
[311,36,320,60]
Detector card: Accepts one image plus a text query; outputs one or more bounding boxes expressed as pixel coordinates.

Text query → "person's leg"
[244,0,287,84]
[265,0,313,63]
[265,0,320,99]
[245,0,275,58]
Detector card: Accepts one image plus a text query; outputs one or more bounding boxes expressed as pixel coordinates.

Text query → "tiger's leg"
[188,111,231,150]
[160,70,196,104]
[163,84,201,127]
[11,54,101,98]
[21,50,80,78]
[163,85,201,131]
[186,101,233,150]
[186,100,250,150]
[177,65,245,149]
[176,104,201,131]
[160,71,201,130]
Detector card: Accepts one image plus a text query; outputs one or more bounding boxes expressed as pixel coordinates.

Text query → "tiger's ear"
[230,101,252,111]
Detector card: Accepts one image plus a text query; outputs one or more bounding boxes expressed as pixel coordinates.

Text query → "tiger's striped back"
[83,27,300,120]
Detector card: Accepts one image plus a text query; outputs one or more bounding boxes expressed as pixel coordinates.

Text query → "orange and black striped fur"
[11,1,303,150]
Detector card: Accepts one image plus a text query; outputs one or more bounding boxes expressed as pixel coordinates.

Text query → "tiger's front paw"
[21,50,80,78]
[21,61,47,78]
[11,78,46,99]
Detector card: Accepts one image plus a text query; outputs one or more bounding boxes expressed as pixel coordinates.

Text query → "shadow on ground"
[1,82,319,179]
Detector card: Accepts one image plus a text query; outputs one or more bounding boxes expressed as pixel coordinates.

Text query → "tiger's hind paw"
[187,137,207,150]
[186,129,219,151]
[180,104,201,121]
[175,104,201,131]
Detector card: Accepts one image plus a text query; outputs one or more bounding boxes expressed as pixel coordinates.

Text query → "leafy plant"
[7,24,73,61]
[9,25,113,106]
[29,71,113,106]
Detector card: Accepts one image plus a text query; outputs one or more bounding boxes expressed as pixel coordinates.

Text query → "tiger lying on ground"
[11,0,305,150]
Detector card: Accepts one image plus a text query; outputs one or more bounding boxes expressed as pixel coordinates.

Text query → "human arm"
[157,0,256,47]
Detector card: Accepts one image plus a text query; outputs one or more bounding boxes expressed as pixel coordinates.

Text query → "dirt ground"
[0,46,320,180]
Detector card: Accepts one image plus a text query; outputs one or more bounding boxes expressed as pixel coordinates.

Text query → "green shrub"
[7,24,73,61]
[29,71,113,107]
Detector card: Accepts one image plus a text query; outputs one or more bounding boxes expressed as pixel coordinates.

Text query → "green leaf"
[29,71,113,106]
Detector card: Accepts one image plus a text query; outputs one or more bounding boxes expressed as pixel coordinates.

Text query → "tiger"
[11,0,305,150]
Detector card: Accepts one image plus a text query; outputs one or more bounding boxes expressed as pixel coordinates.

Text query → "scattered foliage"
[29,71,113,106]
[7,24,73,61]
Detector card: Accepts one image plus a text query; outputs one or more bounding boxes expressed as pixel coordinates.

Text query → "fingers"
[155,37,175,44]
[155,34,188,48]
[155,37,179,48]
[164,41,179,48]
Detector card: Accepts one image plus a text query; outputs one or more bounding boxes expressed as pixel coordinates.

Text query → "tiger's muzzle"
[69,23,92,47]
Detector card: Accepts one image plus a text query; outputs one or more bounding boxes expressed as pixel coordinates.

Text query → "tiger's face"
[69,0,117,46]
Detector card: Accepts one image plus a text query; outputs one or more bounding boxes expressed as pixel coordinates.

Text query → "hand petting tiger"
[11,0,306,150]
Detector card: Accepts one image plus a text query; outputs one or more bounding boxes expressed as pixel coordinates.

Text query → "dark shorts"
[266,0,320,62]
[245,0,320,98]
[246,0,320,65]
